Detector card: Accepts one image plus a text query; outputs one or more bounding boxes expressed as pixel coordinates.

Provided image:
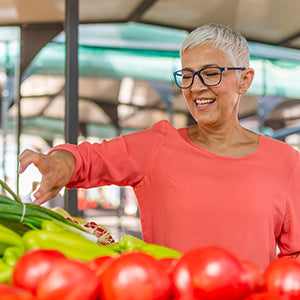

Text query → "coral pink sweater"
[52,120,300,269]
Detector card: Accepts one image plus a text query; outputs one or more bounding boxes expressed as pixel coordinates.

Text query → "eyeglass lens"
[175,67,222,88]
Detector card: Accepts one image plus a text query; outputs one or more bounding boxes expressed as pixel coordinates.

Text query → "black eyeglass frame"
[173,67,246,89]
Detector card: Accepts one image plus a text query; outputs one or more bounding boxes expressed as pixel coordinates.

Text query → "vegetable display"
[1,179,300,299]
[0,180,114,244]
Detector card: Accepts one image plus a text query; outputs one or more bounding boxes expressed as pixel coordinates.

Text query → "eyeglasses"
[173,66,246,89]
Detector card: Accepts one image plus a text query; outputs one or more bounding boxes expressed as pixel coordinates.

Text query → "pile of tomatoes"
[1,246,300,300]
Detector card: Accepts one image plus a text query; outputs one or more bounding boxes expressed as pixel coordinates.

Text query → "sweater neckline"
[178,127,262,160]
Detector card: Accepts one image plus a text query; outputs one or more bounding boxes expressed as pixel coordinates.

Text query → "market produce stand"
[1,179,300,299]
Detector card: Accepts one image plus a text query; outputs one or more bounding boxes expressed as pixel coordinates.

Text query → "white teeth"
[195,99,215,105]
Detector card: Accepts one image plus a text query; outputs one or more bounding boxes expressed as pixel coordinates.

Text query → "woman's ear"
[239,68,255,94]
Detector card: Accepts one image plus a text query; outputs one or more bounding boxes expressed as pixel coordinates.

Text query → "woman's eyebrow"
[181,64,219,71]
[201,64,219,68]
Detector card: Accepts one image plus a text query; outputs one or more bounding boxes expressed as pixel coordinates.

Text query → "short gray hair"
[180,23,250,68]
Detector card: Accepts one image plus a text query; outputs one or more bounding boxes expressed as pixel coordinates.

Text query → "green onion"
[0,179,94,240]
[0,180,21,203]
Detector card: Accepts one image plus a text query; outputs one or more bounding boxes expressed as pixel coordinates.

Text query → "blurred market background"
[1,0,300,240]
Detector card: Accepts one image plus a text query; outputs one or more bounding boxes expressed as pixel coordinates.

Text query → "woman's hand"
[18,149,76,205]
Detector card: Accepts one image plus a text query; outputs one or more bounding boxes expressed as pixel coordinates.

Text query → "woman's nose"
[190,74,208,91]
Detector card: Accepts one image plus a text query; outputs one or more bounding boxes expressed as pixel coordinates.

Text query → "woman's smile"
[194,98,216,108]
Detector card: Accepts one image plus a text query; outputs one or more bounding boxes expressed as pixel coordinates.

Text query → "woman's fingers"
[18,149,43,173]
[18,149,76,204]
[31,176,59,202]
[32,187,61,206]
[18,149,54,177]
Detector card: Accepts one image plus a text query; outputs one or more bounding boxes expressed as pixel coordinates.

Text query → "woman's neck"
[186,121,259,158]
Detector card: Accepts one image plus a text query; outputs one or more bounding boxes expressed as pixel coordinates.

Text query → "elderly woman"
[18,24,300,269]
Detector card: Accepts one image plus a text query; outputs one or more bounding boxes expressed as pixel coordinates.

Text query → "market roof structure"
[1,0,300,49]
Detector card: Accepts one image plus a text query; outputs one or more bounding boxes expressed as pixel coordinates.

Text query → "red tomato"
[171,296,200,300]
[0,284,18,297]
[157,258,178,276]
[0,296,36,300]
[241,261,265,293]
[36,259,99,300]
[158,258,179,299]
[264,257,300,299]
[87,255,115,279]
[12,249,67,295]
[0,284,37,300]
[172,246,251,300]
[243,292,281,300]
[99,252,172,300]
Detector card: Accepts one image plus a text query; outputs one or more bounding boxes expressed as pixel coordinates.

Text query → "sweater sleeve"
[277,151,300,257]
[48,122,166,189]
